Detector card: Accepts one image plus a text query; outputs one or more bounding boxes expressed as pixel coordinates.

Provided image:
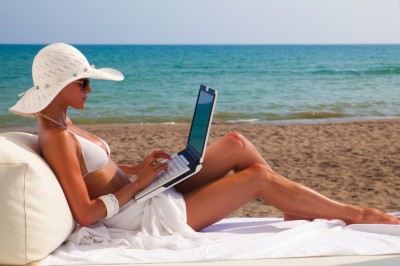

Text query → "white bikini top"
[38,114,110,178]
[69,132,111,177]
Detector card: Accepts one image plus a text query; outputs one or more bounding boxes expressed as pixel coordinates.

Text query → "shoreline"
[2,118,399,218]
[1,116,400,133]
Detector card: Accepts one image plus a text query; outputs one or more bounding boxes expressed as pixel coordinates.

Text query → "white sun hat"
[9,43,124,118]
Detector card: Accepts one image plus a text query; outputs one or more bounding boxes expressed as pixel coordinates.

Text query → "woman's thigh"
[183,164,266,231]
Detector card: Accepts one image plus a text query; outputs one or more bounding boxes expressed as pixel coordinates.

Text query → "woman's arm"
[40,129,170,226]
[117,163,138,176]
[40,129,109,226]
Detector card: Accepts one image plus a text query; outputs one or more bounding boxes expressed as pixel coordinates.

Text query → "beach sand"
[9,119,400,218]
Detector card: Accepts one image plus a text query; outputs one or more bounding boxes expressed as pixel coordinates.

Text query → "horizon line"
[1,42,400,46]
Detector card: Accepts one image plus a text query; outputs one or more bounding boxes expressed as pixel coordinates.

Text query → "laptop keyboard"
[154,154,190,185]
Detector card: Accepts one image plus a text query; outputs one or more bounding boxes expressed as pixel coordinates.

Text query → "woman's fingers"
[144,150,171,165]
[152,150,171,161]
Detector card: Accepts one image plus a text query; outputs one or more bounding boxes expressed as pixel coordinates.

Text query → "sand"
[7,119,400,218]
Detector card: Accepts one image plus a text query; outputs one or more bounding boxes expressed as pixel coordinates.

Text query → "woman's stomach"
[84,160,131,199]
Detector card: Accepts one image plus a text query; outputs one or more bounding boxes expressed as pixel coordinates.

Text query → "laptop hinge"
[178,149,199,168]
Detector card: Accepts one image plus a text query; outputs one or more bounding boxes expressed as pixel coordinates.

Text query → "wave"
[213,111,353,123]
[306,66,400,76]
[226,119,261,123]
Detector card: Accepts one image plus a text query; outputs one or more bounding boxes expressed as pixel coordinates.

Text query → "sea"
[1,44,400,128]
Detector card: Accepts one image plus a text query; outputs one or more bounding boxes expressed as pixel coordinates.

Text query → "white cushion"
[0,132,75,265]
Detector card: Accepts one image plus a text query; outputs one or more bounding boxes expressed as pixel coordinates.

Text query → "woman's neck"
[36,112,68,128]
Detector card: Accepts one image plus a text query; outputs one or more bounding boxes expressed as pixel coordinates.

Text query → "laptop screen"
[187,85,217,160]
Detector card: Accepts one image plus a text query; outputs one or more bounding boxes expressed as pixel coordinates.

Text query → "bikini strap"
[36,113,69,130]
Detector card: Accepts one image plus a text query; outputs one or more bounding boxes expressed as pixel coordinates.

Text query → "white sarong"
[97,188,215,249]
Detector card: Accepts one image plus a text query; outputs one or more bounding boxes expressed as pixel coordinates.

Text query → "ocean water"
[1,44,400,127]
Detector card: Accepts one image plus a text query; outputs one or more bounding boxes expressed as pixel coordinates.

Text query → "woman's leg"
[175,132,270,194]
[183,163,399,231]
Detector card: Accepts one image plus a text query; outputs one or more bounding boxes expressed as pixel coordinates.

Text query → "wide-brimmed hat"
[9,43,124,118]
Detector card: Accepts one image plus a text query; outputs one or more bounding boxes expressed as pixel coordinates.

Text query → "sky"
[1,0,400,45]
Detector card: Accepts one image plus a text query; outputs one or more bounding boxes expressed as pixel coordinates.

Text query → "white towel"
[40,216,400,265]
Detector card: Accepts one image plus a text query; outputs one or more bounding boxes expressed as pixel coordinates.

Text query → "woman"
[9,43,399,235]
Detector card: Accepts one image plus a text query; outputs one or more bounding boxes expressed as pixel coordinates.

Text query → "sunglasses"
[74,78,90,92]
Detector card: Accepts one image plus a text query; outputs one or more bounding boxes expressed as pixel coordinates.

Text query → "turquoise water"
[1,44,400,127]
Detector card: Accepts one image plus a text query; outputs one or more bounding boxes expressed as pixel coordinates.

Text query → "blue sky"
[1,0,400,44]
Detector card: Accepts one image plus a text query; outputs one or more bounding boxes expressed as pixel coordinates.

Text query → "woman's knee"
[247,163,272,176]
[235,163,274,196]
[222,132,250,150]
[247,163,280,186]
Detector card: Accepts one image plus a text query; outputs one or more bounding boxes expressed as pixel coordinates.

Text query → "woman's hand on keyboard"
[135,150,171,190]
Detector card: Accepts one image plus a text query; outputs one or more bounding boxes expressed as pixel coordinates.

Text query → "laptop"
[134,84,218,202]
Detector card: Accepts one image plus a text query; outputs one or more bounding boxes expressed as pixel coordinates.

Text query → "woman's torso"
[38,120,130,199]
[65,124,131,199]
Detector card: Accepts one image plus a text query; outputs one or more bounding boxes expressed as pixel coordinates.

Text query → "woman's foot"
[284,207,400,225]
[350,207,400,225]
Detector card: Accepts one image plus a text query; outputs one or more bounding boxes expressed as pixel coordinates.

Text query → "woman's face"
[59,79,92,110]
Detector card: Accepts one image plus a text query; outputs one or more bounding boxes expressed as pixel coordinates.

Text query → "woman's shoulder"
[38,125,77,152]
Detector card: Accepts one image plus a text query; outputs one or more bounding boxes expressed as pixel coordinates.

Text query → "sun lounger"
[1,132,400,266]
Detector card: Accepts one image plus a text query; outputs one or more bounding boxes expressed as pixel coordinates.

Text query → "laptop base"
[135,164,202,202]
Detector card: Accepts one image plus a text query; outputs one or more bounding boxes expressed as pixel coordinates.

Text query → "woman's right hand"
[134,150,170,190]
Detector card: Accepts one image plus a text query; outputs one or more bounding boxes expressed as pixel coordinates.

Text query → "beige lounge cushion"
[0,132,75,265]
